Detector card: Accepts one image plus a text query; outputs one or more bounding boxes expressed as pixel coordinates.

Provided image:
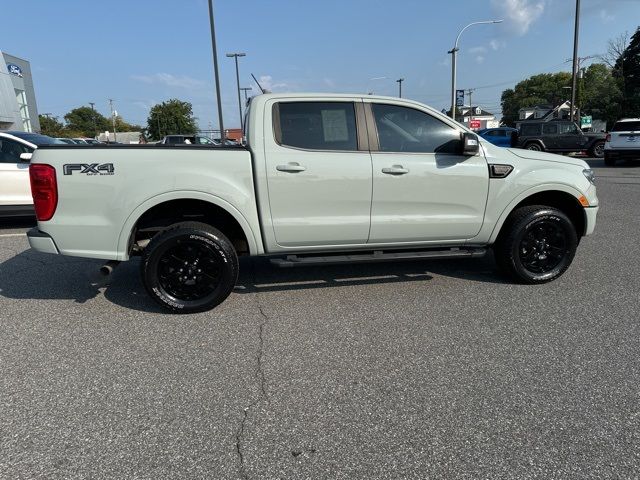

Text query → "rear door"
[365,100,489,243]
[0,137,33,207]
[264,99,372,247]
[542,122,559,150]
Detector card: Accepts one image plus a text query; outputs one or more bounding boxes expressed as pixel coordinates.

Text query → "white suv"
[0,131,64,217]
[604,118,640,166]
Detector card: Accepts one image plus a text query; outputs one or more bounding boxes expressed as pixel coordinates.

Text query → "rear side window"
[612,121,640,132]
[0,138,31,163]
[275,102,358,151]
[543,124,558,134]
[520,124,541,136]
[372,103,460,153]
[486,130,504,137]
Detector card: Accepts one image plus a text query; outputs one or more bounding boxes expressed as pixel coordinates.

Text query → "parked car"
[28,93,598,313]
[0,131,64,217]
[159,135,218,145]
[73,137,102,145]
[518,120,606,158]
[604,118,640,166]
[477,127,518,147]
[56,138,78,145]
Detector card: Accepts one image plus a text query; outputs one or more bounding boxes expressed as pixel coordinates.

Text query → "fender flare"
[523,139,546,150]
[487,183,584,244]
[116,190,260,260]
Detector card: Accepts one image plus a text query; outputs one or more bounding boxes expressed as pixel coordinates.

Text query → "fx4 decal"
[63,163,115,176]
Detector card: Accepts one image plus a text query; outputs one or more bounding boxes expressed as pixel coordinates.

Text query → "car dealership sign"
[6,64,23,77]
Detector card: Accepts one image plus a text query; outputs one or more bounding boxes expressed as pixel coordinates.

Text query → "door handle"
[276,162,306,173]
[382,165,409,175]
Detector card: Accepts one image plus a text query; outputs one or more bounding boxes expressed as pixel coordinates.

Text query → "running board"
[270,248,487,268]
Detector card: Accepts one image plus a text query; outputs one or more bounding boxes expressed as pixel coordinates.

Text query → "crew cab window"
[372,104,460,153]
[559,123,580,134]
[543,124,558,134]
[275,102,358,151]
[0,138,30,163]
[520,124,541,136]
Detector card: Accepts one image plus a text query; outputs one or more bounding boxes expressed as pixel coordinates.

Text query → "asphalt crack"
[235,261,270,479]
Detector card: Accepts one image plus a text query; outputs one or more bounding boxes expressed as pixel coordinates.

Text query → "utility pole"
[466,88,475,122]
[396,78,404,98]
[108,99,117,143]
[207,0,225,142]
[226,52,247,126]
[89,102,97,138]
[240,87,252,102]
[570,0,581,123]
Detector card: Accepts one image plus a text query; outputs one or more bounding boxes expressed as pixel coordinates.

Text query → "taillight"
[605,134,611,142]
[29,164,58,221]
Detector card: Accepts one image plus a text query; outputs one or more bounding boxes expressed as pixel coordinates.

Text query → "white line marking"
[0,233,26,238]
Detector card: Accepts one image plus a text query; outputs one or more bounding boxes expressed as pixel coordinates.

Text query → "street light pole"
[108,98,117,143]
[89,102,97,138]
[396,78,404,98]
[207,0,225,141]
[449,19,503,120]
[570,0,581,123]
[226,52,246,126]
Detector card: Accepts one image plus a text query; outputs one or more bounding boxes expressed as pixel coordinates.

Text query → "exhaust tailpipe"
[100,260,121,276]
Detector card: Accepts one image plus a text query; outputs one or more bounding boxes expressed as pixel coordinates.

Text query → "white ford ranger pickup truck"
[27,94,599,313]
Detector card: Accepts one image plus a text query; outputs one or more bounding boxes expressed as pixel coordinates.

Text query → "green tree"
[500,72,573,126]
[38,115,65,137]
[580,63,623,128]
[114,116,143,133]
[64,106,110,137]
[146,99,197,140]
[616,27,640,118]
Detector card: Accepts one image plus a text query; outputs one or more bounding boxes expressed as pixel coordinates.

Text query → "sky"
[2,0,639,130]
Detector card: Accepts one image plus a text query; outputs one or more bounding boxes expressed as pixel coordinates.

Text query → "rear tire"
[141,222,239,313]
[589,141,605,158]
[494,206,577,284]
[525,142,543,152]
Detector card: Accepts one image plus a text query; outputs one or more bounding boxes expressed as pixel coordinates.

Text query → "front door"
[542,122,559,150]
[264,100,372,247]
[0,138,33,207]
[366,101,489,243]
[557,122,587,151]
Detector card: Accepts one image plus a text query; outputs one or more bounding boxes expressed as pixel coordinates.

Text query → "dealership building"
[0,51,40,132]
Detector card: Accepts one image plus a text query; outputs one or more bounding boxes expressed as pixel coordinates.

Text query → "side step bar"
[270,248,487,268]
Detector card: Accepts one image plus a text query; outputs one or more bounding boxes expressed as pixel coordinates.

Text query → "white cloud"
[469,46,488,55]
[258,75,289,92]
[489,39,506,50]
[491,0,546,35]
[599,9,615,23]
[131,73,205,89]
[475,56,486,64]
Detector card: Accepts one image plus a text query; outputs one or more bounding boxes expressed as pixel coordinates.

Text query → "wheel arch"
[117,191,261,260]
[524,139,546,150]
[489,185,587,244]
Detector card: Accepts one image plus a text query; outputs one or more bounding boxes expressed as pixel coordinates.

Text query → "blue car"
[477,127,518,147]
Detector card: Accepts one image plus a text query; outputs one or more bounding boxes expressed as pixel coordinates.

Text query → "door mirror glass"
[461,132,479,156]
[20,152,33,162]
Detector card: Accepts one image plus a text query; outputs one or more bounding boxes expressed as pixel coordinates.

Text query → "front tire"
[494,206,577,284]
[141,222,239,313]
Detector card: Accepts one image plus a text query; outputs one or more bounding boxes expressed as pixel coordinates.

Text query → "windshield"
[6,132,66,145]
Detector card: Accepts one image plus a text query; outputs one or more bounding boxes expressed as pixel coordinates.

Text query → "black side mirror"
[510,130,519,147]
[461,132,479,156]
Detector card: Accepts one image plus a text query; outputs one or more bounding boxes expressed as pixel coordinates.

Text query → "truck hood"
[506,148,589,169]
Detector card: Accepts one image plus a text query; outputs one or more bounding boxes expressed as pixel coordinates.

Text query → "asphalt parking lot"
[1,159,639,479]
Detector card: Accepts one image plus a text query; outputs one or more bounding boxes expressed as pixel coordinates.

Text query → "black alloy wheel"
[494,205,577,283]
[141,222,239,313]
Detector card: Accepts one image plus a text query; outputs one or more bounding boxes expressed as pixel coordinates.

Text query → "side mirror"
[19,152,33,162]
[461,132,479,156]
